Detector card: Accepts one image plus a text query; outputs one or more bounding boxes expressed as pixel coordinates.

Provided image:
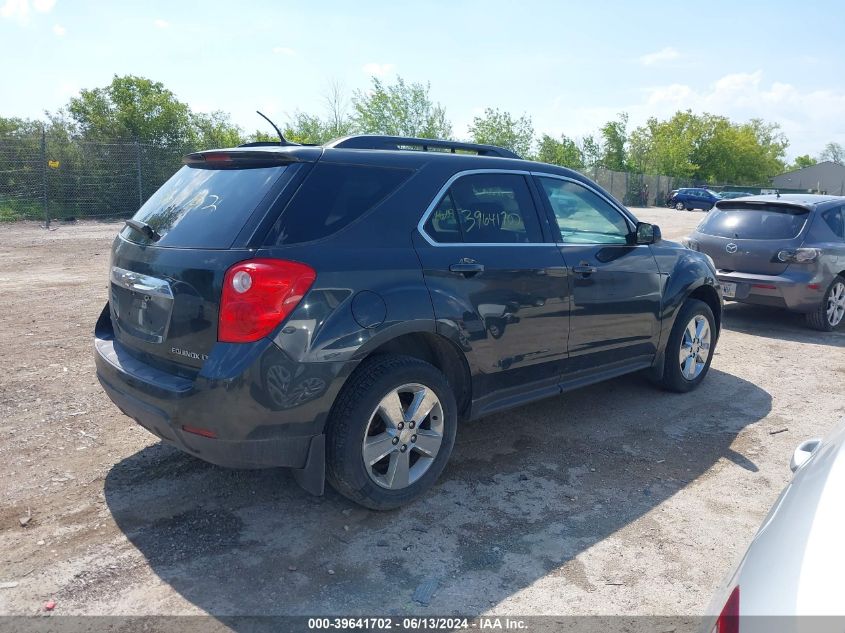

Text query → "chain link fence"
[0,132,189,225]
[1,132,770,225]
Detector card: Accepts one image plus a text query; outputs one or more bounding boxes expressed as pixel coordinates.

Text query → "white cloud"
[51,22,64,35]
[272,46,295,56]
[1,0,54,22]
[362,62,395,77]
[153,18,169,29]
[638,47,680,66]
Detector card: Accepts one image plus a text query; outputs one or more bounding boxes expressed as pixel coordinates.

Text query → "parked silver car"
[706,417,845,631]
[683,195,845,330]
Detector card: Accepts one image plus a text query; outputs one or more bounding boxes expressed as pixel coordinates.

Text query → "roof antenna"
[256,110,295,146]
[775,190,781,198]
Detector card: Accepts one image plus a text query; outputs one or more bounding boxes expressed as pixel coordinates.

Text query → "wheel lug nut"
[409,421,415,429]
[397,422,404,430]
[411,435,417,443]
[400,445,407,452]
[392,437,399,445]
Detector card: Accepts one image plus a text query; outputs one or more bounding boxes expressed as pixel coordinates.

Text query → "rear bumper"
[94,314,344,469]
[716,270,826,312]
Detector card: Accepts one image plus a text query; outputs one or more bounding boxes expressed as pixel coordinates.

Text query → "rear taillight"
[219,258,316,343]
[713,586,739,633]
[777,248,819,263]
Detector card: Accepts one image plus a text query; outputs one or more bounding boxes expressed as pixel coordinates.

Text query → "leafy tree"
[536,133,583,169]
[190,111,244,149]
[579,135,602,168]
[353,76,451,139]
[67,75,192,147]
[820,142,844,164]
[599,113,628,170]
[790,154,817,170]
[468,108,533,157]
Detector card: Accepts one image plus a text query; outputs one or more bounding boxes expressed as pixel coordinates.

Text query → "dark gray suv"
[684,194,845,330]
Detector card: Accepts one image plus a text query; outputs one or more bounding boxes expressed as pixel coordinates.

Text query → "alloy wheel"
[362,383,444,490]
[678,315,711,380]
[827,281,845,327]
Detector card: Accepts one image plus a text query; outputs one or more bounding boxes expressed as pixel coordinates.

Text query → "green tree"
[190,111,244,149]
[579,135,602,168]
[468,108,533,157]
[353,76,451,139]
[536,133,583,169]
[791,154,817,170]
[820,142,844,164]
[67,74,192,147]
[599,113,628,170]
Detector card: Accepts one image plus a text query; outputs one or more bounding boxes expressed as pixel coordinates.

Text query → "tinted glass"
[538,177,630,244]
[426,173,543,244]
[272,163,411,244]
[821,206,844,238]
[122,165,286,248]
[424,193,462,243]
[697,205,809,239]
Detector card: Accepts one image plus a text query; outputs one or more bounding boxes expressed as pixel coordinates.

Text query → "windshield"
[121,164,287,248]
[697,205,809,240]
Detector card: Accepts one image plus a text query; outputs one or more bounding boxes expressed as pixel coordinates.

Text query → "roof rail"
[324,135,521,159]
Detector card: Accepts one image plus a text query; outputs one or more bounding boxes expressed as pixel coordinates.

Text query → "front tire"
[325,354,457,510]
[806,276,845,331]
[655,298,717,393]
[674,202,685,211]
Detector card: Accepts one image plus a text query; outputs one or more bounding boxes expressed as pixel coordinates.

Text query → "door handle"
[572,265,597,275]
[449,262,485,276]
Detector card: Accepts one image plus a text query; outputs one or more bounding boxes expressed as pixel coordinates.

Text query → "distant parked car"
[718,191,754,200]
[706,416,845,629]
[669,187,721,211]
[683,194,845,331]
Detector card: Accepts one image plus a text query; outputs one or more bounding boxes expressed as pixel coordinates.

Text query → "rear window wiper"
[125,219,161,242]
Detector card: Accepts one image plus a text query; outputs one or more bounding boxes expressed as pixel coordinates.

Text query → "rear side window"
[122,165,287,248]
[423,173,543,244]
[270,163,411,244]
[821,206,844,239]
[697,205,809,240]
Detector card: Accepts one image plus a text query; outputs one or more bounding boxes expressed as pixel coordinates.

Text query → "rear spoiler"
[183,148,320,167]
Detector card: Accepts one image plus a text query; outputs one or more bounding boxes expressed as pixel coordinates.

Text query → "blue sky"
[2,0,843,159]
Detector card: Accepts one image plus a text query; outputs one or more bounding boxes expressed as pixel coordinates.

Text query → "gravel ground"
[0,207,843,619]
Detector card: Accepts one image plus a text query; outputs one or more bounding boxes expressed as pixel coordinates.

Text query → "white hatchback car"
[707,417,845,632]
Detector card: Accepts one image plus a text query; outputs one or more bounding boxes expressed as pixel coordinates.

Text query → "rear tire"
[655,298,717,393]
[805,275,845,332]
[325,354,457,510]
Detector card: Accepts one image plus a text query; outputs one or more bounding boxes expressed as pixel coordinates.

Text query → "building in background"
[772,161,845,195]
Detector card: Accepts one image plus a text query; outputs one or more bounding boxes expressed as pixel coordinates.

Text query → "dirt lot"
[0,208,843,620]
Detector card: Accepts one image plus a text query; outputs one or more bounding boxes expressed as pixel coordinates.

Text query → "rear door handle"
[449,262,485,276]
[572,265,597,275]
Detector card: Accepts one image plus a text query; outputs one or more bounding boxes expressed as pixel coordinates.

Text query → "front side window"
[537,177,631,244]
[423,173,543,244]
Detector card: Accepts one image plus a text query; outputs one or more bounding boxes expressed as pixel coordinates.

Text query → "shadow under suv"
[95,135,722,509]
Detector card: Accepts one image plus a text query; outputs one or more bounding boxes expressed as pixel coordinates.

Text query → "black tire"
[655,298,717,393]
[674,202,685,211]
[805,275,845,332]
[325,354,457,510]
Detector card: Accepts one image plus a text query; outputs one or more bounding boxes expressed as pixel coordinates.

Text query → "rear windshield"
[697,205,809,240]
[267,163,412,245]
[121,165,287,248]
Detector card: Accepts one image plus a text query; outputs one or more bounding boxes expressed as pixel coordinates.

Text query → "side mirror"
[633,222,661,245]
[790,438,821,473]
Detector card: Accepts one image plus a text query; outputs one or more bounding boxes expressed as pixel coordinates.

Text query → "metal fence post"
[135,139,143,209]
[41,128,49,228]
